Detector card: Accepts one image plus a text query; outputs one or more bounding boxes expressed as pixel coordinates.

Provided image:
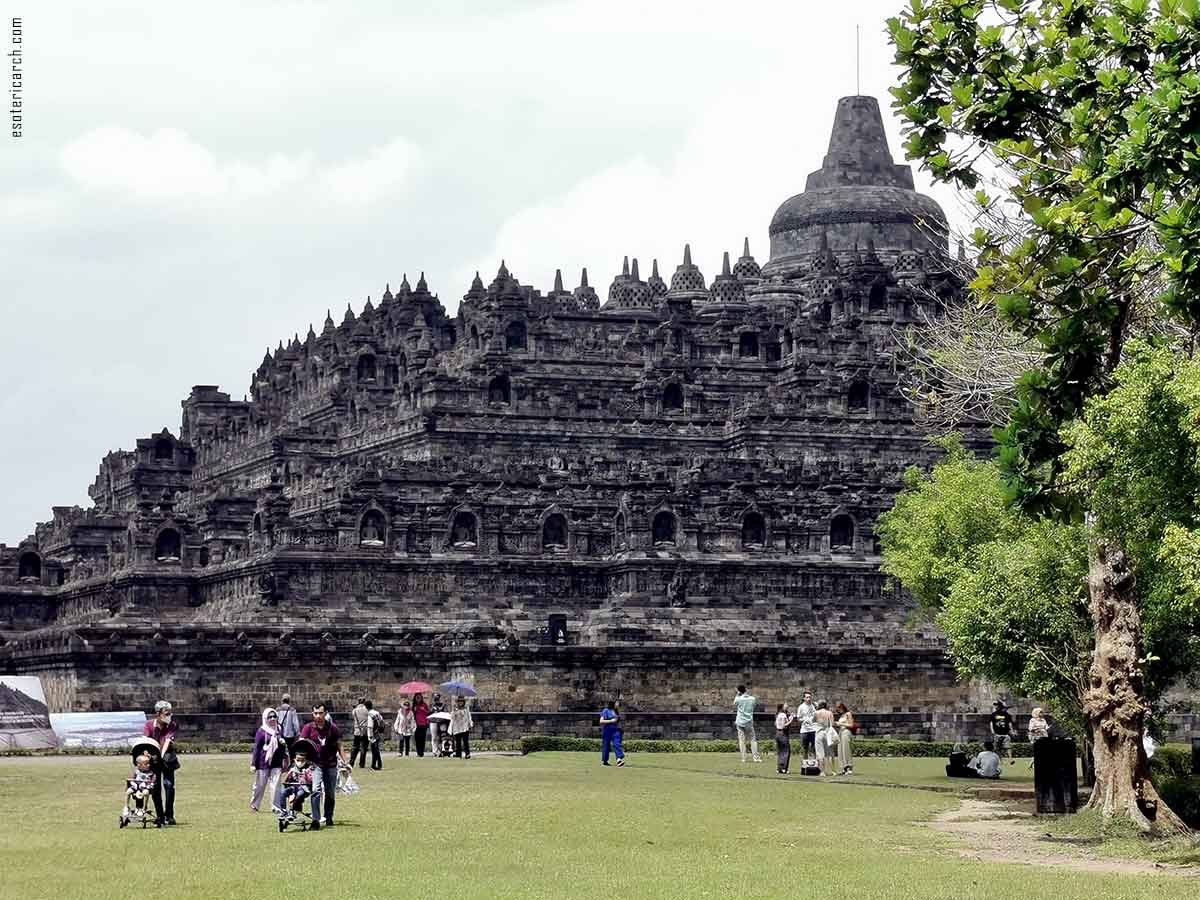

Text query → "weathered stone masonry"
[1,96,1026,740]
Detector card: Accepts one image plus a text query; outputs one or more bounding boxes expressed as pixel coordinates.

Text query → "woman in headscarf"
[250,707,290,812]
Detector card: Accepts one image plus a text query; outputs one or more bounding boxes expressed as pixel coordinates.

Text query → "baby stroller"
[429,711,453,757]
[277,738,318,833]
[119,739,162,829]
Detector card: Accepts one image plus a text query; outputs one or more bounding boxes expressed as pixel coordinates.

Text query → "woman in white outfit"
[812,701,838,776]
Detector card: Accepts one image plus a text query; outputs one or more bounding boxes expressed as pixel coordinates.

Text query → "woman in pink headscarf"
[250,707,289,811]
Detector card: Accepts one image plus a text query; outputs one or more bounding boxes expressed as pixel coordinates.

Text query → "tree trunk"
[1081,722,1096,788]
[1083,530,1188,834]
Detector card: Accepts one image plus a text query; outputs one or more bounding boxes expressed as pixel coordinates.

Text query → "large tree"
[889,0,1200,831]
[877,442,1093,737]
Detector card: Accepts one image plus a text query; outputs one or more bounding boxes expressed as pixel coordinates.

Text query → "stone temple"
[0,96,990,741]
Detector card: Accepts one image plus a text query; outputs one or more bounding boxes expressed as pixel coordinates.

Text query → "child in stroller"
[277,739,317,832]
[120,739,162,828]
[429,711,453,757]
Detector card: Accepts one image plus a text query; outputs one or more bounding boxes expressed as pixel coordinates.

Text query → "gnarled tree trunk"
[1083,532,1187,834]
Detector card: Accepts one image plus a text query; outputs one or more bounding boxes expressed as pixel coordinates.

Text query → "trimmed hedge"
[519,735,1034,757]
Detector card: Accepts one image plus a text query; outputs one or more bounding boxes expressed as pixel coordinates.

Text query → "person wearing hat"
[989,700,1015,765]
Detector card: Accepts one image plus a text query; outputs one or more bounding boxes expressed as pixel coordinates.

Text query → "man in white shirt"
[733,685,761,763]
[795,690,818,759]
[967,740,1002,779]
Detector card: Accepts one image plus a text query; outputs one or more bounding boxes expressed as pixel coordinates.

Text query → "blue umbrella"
[439,680,477,697]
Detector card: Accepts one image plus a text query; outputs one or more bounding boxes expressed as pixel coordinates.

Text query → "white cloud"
[0,0,973,543]
[320,138,421,207]
[58,127,420,210]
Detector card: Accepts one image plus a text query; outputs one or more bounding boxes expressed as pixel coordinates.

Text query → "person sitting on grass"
[945,742,972,778]
[967,740,1002,779]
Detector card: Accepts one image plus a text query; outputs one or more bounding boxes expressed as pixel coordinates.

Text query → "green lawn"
[0,752,1194,900]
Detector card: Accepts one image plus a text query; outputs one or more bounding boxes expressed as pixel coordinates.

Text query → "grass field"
[1,752,1196,900]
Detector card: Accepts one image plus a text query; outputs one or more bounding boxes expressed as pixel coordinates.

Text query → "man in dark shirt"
[989,700,1015,765]
[298,703,349,829]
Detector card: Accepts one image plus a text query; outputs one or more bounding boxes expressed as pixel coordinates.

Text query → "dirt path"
[921,799,1200,877]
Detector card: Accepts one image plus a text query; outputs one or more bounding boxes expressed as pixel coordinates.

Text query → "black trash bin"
[1034,737,1079,814]
[1192,735,1200,775]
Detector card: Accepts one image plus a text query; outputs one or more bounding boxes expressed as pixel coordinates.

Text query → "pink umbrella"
[398,680,433,694]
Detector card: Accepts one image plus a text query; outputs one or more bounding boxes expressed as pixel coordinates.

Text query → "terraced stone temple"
[1,96,1003,740]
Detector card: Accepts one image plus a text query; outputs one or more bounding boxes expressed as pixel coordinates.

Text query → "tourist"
[834,702,856,776]
[298,702,349,829]
[278,744,316,828]
[774,703,794,774]
[795,690,818,760]
[967,740,1002,779]
[945,741,973,777]
[1027,707,1049,745]
[429,692,447,757]
[250,707,289,812]
[120,751,157,828]
[349,697,370,768]
[813,701,837,776]
[144,699,179,825]
[393,699,416,756]
[599,699,625,767]
[449,696,473,759]
[989,700,1015,765]
[277,693,301,752]
[412,693,431,757]
[733,685,761,763]
[366,700,385,770]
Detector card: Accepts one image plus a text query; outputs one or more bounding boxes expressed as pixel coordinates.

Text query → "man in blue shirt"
[599,700,625,767]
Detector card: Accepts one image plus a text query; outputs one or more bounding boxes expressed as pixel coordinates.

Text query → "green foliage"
[1062,342,1200,693]
[1156,776,1200,828]
[519,735,1034,758]
[889,0,1200,513]
[940,520,1091,725]
[1151,744,1197,780]
[879,445,1091,728]
[878,438,1023,608]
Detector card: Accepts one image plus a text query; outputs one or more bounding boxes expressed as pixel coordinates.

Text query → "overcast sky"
[0,0,964,545]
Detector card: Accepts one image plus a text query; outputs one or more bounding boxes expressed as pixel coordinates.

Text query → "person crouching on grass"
[450,696,473,759]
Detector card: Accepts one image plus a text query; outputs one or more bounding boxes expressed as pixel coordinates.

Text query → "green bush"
[518,735,1034,757]
[1151,744,1194,780]
[1156,776,1200,828]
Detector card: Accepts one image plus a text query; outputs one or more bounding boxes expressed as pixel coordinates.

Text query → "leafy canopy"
[878,441,1091,727]
[1062,341,1200,694]
[880,344,1200,723]
[890,0,1200,515]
